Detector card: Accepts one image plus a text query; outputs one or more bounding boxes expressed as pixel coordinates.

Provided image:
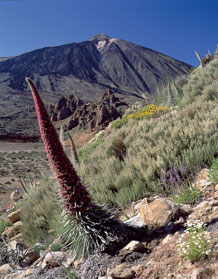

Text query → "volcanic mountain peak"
[0,34,193,139]
[88,33,112,41]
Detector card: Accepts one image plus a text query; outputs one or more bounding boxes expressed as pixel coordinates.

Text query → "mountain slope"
[0,34,193,139]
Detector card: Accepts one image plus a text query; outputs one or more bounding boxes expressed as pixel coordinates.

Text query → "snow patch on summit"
[96,40,107,50]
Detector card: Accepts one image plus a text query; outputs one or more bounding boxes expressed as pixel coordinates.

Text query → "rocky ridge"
[49,88,128,132]
[0,168,217,279]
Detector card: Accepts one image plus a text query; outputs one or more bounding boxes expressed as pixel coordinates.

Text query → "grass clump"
[107,138,127,161]
[0,219,12,235]
[182,59,218,106]
[173,185,202,205]
[208,158,218,183]
[78,138,104,163]
[21,177,61,245]
[111,116,128,129]
[50,239,63,251]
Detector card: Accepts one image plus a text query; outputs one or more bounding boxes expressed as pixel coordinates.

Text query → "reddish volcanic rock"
[49,89,128,132]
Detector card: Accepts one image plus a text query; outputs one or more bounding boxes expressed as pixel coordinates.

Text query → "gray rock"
[124,213,147,228]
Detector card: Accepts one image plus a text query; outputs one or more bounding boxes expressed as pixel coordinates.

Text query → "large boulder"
[139,198,179,227]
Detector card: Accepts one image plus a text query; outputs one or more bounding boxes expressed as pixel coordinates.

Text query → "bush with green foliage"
[127,104,170,120]
[208,158,218,183]
[78,138,104,163]
[106,138,127,161]
[178,220,212,263]
[0,219,12,235]
[182,59,218,106]
[21,177,61,245]
[173,185,202,204]
[79,100,218,208]
[111,116,128,129]
[154,75,188,107]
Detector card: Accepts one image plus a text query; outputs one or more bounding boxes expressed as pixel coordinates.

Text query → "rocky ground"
[0,142,49,212]
[0,168,217,279]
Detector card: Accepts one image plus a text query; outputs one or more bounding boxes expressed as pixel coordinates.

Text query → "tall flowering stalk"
[26,78,136,259]
[26,78,91,215]
[67,131,79,164]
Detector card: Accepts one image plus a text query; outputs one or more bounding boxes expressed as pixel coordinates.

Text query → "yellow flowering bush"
[127,104,170,120]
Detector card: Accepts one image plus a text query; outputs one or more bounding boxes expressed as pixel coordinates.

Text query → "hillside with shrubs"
[0,48,218,278]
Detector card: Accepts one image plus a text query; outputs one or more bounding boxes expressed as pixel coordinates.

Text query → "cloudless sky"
[0,0,218,66]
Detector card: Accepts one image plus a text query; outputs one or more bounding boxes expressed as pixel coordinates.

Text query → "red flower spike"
[26,78,92,215]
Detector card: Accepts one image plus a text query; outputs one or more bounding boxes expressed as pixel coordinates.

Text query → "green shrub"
[208,158,218,183]
[78,138,104,163]
[21,177,61,245]
[107,138,127,161]
[173,185,202,204]
[50,240,63,251]
[127,104,170,120]
[111,117,128,129]
[79,100,218,209]
[182,59,218,106]
[178,221,212,262]
[0,219,12,235]
[154,75,188,107]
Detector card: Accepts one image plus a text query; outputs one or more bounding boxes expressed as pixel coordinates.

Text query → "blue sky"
[0,0,218,66]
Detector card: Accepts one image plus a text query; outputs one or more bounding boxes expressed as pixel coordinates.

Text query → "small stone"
[191,267,216,279]
[2,221,23,239]
[8,209,21,223]
[131,264,145,274]
[214,191,218,199]
[197,169,209,181]
[2,226,15,238]
[7,240,19,251]
[122,240,145,252]
[25,250,40,265]
[162,234,174,245]
[194,201,209,209]
[2,268,33,279]
[124,213,147,227]
[134,199,146,211]
[73,258,83,268]
[10,233,23,242]
[108,264,135,279]
[10,190,21,202]
[180,204,192,214]
[41,251,65,269]
[0,264,11,279]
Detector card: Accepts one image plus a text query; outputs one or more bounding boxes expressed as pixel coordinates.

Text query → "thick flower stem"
[26,78,91,215]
